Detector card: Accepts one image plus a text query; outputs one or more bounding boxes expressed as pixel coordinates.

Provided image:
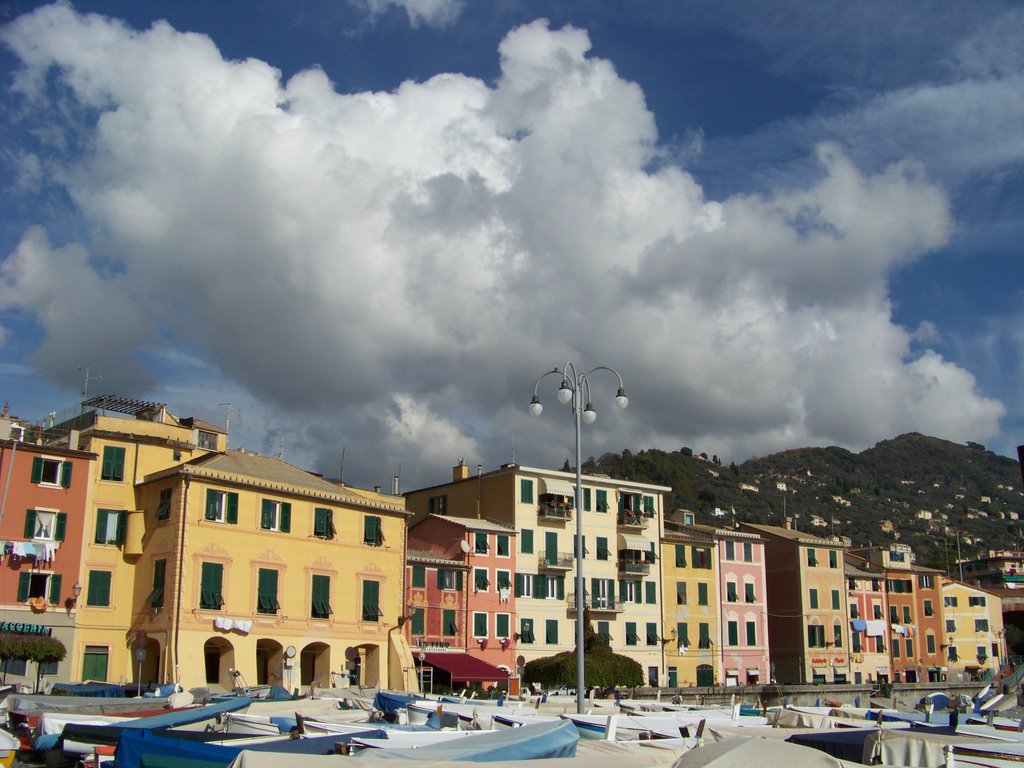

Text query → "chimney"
[68,429,80,450]
[392,474,400,495]
[453,459,469,481]
[785,516,793,529]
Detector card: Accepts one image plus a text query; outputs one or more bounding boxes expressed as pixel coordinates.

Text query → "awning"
[618,533,649,551]
[812,667,829,674]
[540,478,576,497]
[420,652,510,683]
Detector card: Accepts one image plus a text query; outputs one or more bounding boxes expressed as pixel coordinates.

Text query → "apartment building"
[661,523,719,687]
[942,578,1004,682]
[844,555,891,685]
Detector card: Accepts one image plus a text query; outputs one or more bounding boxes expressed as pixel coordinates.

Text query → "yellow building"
[941,578,1004,682]
[133,449,416,692]
[661,524,719,687]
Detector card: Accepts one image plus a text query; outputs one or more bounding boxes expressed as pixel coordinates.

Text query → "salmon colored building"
[844,555,891,685]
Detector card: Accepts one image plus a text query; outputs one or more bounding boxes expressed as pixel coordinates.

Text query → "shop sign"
[0,622,51,636]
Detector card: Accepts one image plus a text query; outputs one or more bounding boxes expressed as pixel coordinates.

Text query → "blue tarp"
[51,682,125,698]
[373,691,418,716]
[351,719,579,761]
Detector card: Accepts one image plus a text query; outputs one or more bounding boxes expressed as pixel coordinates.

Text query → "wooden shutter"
[60,461,73,488]
[55,512,66,542]
[31,457,43,484]
[226,493,238,524]
[48,574,62,605]
[17,572,31,601]
[24,509,36,539]
[205,490,218,520]
[280,503,291,533]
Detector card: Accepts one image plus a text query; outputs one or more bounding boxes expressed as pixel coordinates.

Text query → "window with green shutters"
[520,478,533,504]
[100,446,126,482]
[24,509,66,541]
[677,622,689,647]
[362,580,381,621]
[82,646,109,682]
[727,621,738,646]
[519,618,535,643]
[475,532,488,553]
[520,528,533,554]
[743,542,753,562]
[643,495,655,515]
[199,562,224,609]
[496,613,509,638]
[443,609,457,636]
[412,565,426,588]
[595,489,608,512]
[645,581,656,604]
[646,622,658,644]
[725,540,735,560]
[545,619,558,644]
[30,456,73,487]
[831,590,840,610]
[311,574,332,619]
[697,582,708,605]
[727,582,738,602]
[496,534,510,556]
[809,588,818,609]
[745,583,756,603]
[313,508,336,539]
[363,516,383,545]
[625,622,639,645]
[496,570,511,591]
[94,509,125,545]
[698,623,711,649]
[260,500,291,532]
[833,624,843,648]
[204,490,238,524]
[807,548,818,567]
[410,607,424,635]
[147,560,166,608]
[257,569,280,614]
[86,571,112,607]
[156,488,172,520]
[746,621,756,645]
[597,621,611,644]
[473,612,488,637]
[474,568,489,592]
[583,488,591,511]
[675,545,687,567]
[437,569,463,590]
[596,536,609,561]
[19,572,62,605]
[829,550,838,568]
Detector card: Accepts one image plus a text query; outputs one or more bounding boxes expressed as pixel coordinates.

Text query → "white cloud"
[0,5,1006,488]
[355,0,463,28]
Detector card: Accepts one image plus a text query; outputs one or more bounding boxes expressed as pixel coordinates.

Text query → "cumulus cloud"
[0,5,1005,488]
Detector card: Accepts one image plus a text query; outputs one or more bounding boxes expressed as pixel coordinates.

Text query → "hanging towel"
[851,619,868,632]
[865,620,886,637]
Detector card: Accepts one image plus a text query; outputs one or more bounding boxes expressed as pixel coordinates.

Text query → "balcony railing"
[567,593,622,613]
[538,552,575,570]
[617,512,649,530]
[538,503,572,521]
[617,558,650,575]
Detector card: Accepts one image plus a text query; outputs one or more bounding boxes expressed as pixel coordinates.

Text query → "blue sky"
[1,0,1021,491]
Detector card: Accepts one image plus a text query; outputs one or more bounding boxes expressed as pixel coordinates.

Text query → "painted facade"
[942,579,1004,682]
[844,555,892,685]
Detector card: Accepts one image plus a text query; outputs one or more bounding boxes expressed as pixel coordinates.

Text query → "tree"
[0,632,66,691]
[680,447,692,457]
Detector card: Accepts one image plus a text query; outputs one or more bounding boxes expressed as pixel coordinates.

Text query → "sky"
[0,0,1022,493]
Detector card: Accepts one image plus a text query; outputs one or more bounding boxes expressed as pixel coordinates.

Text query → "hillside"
[580,434,1024,570]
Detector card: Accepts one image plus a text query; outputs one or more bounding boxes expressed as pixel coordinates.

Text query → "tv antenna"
[218,402,238,448]
[78,366,102,398]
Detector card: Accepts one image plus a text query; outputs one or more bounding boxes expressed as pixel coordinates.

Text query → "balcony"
[567,593,622,614]
[537,503,572,522]
[617,512,649,530]
[538,552,575,571]
[617,558,650,576]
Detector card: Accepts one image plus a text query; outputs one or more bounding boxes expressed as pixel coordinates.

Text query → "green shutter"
[17,572,31,601]
[496,613,509,637]
[205,490,218,520]
[94,510,106,543]
[556,576,565,599]
[675,545,687,567]
[645,581,656,604]
[728,622,738,646]
[314,508,328,537]
[698,582,708,605]
[87,571,111,606]
[437,569,445,589]
[31,457,43,484]
[226,493,238,524]
[261,500,274,529]
[115,511,126,545]
[48,574,62,605]
[545,531,557,563]
[55,512,66,541]
[474,613,487,636]
[412,565,425,588]
[534,576,545,599]
[280,502,291,533]
[60,461,73,488]
[411,608,424,634]
[521,529,533,553]
[149,560,166,608]
[455,570,464,591]
[24,509,36,539]
[362,580,380,621]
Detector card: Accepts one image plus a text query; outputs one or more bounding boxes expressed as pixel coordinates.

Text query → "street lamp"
[529,363,627,714]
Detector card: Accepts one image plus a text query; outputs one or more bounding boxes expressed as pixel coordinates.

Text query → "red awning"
[421,652,510,683]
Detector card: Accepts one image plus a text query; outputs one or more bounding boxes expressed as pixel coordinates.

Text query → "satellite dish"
[345,646,359,662]
[285,645,296,658]
[460,540,471,553]
[418,651,426,662]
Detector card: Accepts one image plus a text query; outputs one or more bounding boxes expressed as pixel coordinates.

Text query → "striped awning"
[618,533,649,551]
[540,478,576,497]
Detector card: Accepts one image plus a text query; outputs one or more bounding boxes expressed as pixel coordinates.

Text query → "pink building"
[406,515,516,691]
[696,524,771,686]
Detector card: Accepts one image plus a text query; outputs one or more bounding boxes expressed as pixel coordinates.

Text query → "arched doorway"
[138,638,162,686]
[696,664,714,687]
[300,642,331,688]
[203,637,235,689]
[255,639,284,686]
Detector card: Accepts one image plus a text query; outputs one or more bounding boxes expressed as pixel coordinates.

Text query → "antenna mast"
[78,366,102,398]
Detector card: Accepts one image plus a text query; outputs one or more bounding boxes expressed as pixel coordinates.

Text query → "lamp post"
[529,363,627,714]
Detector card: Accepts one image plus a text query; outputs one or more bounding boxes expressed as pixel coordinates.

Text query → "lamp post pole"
[530,363,627,714]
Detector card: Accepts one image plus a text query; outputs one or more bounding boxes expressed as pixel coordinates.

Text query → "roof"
[426,514,515,533]
[742,523,843,548]
[688,523,765,541]
[407,548,464,566]
[405,462,672,496]
[420,652,509,683]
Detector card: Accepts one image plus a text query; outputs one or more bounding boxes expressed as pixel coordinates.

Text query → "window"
[626,622,639,646]
[475,532,489,553]
[204,490,238,524]
[428,495,447,514]
[975,619,990,632]
[620,580,639,604]
[363,515,383,545]
[643,495,655,515]
[807,624,826,648]
[851,603,860,619]
[727,621,738,646]
[646,622,659,645]
[919,574,935,589]
[473,612,488,638]
[82,646,109,682]
[257,569,280,614]
[474,568,489,592]
[147,560,166,608]
[693,547,711,568]
[727,582,738,602]
[496,534,510,557]
[443,609,457,636]
[969,595,987,607]
[519,618,535,644]
[520,529,534,554]
[86,571,111,607]
[496,613,510,638]
[94,509,125,545]
[725,540,735,560]
[831,590,840,610]
[496,570,511,593]
[745,583,756,603]
[743,542,753,562]
[903,605,911,623]
[645,580,657,604]
[520,478,533,504]
[24,509,67,541]
[676,582,687,605]
[583,488,592,511]
[410,608,425,635]
[311,574,332,619]
[948,645,959,662]
[977,645,988,661]
[923,600,934,617]
[100,446,126,482]
[412,565,426,588]
[746,621,756,646]
[890,605,899,623]
[199,562,224,609]
[313,508,336,539]
[809,589,819,609]
[260,500,291,532]
[698,582,708,605]
[677,622,690,647]
[926,634,936,654]
[905,638,914,657]
[17,572,61,604]
[944,596,958,608]
[698,623,712,649]
[596,536,609,561]
[596,489,608,512]
[545,619,558,644]
[31,456,72,487]
[156,488,172,520]
[675,545,687,567]
[544,575,563,599]
[362,580,381,621]
[873,604,883,620]
[807,549,818,567]
[946,619,956,632]
[833,623,843,648]
[197,430,218,450]
[829,550,838,568]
